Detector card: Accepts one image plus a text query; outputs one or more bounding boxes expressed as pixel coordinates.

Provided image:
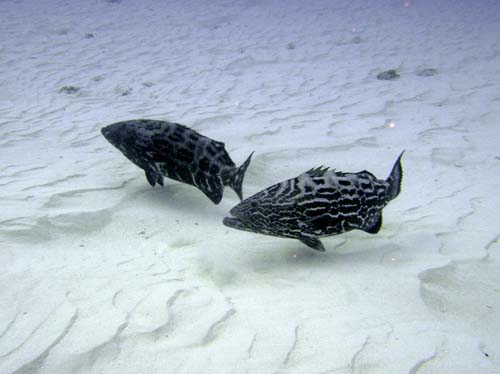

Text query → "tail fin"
[228,152,254,201]
[386,151,405,201]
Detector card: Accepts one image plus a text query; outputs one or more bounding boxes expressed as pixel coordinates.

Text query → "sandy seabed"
[1,0,500,373]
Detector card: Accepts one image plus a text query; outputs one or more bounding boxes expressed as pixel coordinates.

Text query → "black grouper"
[223,152,404,251]
[101,119,253,204]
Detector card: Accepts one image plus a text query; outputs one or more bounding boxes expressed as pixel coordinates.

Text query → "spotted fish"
[101,119,253,204]
[223,152,404,251]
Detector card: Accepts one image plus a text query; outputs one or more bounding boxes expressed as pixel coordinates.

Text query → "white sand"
[1,0,500,372]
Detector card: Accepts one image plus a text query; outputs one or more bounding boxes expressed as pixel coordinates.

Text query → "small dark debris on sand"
[351,36,362,44]
[85,33,95,39]
[416,68,438,77]
[59,86,80,94]
[287,42,296,50]
[114,86,132,96]
[142,82,154,88]
[377,69,400,81]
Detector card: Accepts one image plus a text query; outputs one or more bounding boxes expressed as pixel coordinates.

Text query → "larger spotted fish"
[101,119,253,204]
[223,152,404,251]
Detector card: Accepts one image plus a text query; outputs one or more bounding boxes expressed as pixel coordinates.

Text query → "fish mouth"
[223,216,254,233]
[101,122,124,145]
[101,125,115,144]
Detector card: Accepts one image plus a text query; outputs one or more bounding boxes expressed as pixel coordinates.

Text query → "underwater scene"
[1,0,499,373]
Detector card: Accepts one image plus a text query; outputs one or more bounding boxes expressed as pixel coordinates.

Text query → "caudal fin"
[386,151,405,201]
[229,152,254,201]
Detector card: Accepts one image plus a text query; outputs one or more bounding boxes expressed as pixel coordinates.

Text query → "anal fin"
[203,188,223,205]
[198,175,224,204]
[362,214,382,234]
[145,170,163,187]
[299,236,326,252]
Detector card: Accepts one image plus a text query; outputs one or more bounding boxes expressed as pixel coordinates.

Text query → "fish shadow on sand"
[130,181,238,219]
[239,237,383,273]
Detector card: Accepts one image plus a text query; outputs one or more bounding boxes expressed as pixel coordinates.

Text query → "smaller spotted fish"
[223,152,404,251]
[101,119,253,204]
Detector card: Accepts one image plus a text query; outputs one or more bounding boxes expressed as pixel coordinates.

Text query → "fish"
[223,152,404,251]
[101,119,253,204]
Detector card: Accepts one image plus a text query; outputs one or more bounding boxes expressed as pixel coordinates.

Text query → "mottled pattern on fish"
[223,152,404,251]
[101,119,253,204]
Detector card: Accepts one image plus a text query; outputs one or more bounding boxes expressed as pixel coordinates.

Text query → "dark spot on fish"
[317,187,332,194]
[169,133,183,143]
[189,133,199,142]
[317,191,339,199]
[304,185,313,193]
[251,201,258,208]
[209,164,220,175]
[342,203,360,213]
[316,188,341,200]
[267,184,281,194]
[175,165,194,184]
[360,181,372,189]
[206,146,216,157]
[199,157,210,171]
[218,153,233,165]
[309,216,332,229]
[313,179,324,186]
[338,179,351,187]
[153,138,170,148]
[304,200,328,210]
[341,188,356,196]
[177,147,194,163]
[186,141,195,150]
[174,126,186,134]
[277,185,289,197]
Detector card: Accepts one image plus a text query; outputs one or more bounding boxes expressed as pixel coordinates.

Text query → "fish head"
[101,121,130,148]
[101,121,148,155]
[223,184,285,235]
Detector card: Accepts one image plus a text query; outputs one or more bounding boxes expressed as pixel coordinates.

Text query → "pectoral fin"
[299,236,326,251]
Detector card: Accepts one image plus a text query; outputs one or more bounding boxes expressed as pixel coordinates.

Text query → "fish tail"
[229,151,254,201]
[386,151,405,201]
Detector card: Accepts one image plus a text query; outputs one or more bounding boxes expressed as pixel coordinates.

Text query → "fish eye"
[250,201,258,208]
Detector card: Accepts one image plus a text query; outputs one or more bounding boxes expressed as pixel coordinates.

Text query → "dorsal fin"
[304,166,330,178]
[213,140,225,150]
[358,170,376,179]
